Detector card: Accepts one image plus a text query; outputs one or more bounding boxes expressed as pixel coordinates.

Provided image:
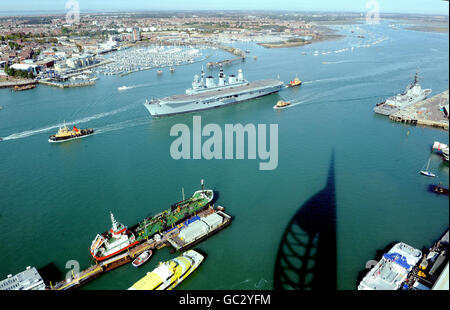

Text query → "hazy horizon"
[0,0,448,16]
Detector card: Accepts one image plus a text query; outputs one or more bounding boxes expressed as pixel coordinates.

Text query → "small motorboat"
[273,100,291,110]
[157,70,163,75]
[132,250,153,268]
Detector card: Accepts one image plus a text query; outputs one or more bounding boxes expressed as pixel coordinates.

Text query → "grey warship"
[144,67,284,117]
[374,72,432,116]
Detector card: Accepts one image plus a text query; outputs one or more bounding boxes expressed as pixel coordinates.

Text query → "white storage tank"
[228,74,236,84]
[179,220,209,244]
[201,213,223,230]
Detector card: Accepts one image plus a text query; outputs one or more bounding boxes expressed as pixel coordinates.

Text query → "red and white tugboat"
[90,212,139,262]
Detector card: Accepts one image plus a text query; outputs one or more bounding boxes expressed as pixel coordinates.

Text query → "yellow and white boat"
[286,75,302,88]
[273,100,291,110]
[128,250,204,290]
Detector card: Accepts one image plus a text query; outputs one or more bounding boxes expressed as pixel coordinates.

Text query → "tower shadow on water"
[274,151,337,290]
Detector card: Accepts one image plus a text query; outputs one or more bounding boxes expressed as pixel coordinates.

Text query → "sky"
[0,0,448,15]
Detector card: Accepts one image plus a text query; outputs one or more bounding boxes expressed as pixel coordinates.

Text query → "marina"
[95,46,206,76]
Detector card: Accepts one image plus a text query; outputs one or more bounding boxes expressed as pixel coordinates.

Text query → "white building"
[10,63,40,75]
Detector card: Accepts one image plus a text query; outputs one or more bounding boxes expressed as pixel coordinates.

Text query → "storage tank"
[201,213,223,230]
[179,220,209,244]
[228,74,236,84]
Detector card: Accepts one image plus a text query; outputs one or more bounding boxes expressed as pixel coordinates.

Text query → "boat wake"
[1,105,135,141]
[278,93,392,110]
[94,118,148,135]
[118,83,153,92]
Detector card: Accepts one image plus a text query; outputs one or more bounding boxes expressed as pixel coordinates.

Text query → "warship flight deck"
[160,79,283,102]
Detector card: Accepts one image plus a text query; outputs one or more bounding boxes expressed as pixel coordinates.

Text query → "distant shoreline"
[405,25,449,33]
[257,25,344,49]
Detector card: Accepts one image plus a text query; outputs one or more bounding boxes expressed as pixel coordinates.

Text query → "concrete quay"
[389,90,449,130]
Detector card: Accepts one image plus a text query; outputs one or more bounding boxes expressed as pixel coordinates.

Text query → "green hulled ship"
[90,180,213,261]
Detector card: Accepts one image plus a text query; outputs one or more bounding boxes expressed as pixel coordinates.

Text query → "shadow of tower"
[274,151,337,290]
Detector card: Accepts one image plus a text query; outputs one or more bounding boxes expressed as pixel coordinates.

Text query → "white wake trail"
[1,105,135,141]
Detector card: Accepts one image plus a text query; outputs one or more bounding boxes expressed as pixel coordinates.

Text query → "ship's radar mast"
[110,212,118,231]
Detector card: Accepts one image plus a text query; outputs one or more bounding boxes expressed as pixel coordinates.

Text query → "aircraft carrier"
[144,67,284,117]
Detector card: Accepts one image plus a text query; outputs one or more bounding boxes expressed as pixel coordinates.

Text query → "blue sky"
[0,0,448,15]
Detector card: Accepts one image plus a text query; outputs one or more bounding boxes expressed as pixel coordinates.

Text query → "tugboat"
[286,75,302,88]
[90,212,139,262]
[132,250,153,268]
[48,123,94,143]
[273,100,291,110]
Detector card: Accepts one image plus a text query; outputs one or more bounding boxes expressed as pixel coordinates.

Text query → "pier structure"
[402,229,449,290]
[388,90,449,130]
[50,205,231,290]
[38,80,96,88]
[207,57,245,68]
[51,230,178,290]
[0,79,36,89]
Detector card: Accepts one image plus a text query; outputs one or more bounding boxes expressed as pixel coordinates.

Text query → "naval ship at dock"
[144,67,284,117]
[374,71,432,116]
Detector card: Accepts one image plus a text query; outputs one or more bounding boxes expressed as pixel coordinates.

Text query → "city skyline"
[0,0,448,15]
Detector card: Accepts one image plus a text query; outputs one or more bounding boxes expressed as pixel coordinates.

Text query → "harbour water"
[0,20,448,290]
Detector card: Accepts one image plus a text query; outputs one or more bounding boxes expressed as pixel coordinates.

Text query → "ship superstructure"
[90,181,213,262]
[0,266,46,290]
[144,67,284,117]
[374,71,432,116]
[358,242,422,290]
[90,213,138,261]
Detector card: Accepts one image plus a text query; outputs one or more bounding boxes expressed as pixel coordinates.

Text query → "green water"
[0,21,448,290]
